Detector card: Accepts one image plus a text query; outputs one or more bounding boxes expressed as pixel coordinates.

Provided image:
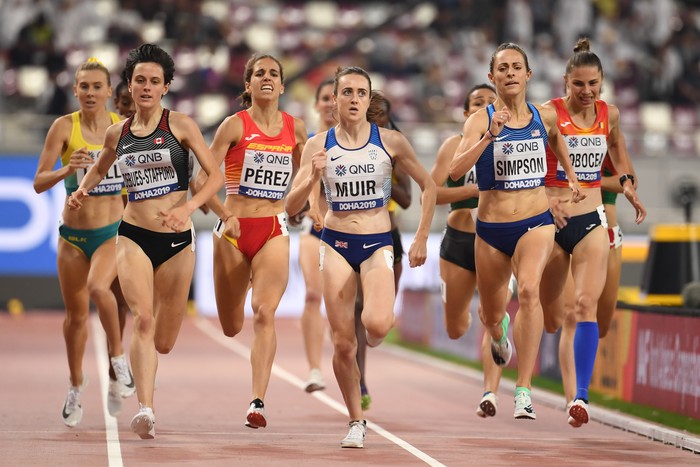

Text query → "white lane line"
[194,317,446,467]
[90,315,124,467]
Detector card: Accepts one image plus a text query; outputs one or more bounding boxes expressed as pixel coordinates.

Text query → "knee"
[155,338,174,354]
[305,289,322,308]
[133,313,155,336]
[87,280,111,303]
[575,293,597,320]
[445,315,468,339]
[252,304,275,331]
[221,319,243,338]
[64,309,89,328]
[364,313,394,338]
[333,335,357,361]
[517,281,539,308]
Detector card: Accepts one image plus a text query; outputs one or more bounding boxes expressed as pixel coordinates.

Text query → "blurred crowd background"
[1,0,699,232]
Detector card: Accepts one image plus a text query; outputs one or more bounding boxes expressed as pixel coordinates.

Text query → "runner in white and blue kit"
[286,66,436,449]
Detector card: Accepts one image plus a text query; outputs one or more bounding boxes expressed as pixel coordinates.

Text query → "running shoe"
[476,391,497,418]
[514,391,536,420]
[568,399,589,427]
[340,420,366,448]
[490,313,512,367]
[110,354,136,397]
[107,379,123,416]
[130,405,155,439]
[61,379,87,427]
[360,385,372,411]
[304,368,326,393]
[245,399,267,429]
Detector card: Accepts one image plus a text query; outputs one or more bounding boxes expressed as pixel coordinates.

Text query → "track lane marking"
[194,316,446,466]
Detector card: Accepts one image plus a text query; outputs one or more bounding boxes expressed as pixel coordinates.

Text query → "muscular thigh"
[359,247,395,312]
[153,246,194,338]
[213,234,252,308]
[87,240,118,288]
[321,244,357,337]
[299,234,322,289]
[250,235,290,309]
[57,239,90,310]
[116,237,155,315]
[570,227,609,300]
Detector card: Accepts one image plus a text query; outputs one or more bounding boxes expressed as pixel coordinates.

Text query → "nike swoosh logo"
[244,133,260,141]
[171,241,187,248]
[560,122,572,127]
[62,402,77,419]
[363,242,381,249]
[123,143,134,150]
[527,223,544,231]
[330,155,343,161]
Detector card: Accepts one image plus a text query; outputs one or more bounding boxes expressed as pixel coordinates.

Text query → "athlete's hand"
[407,237,428,268]
[623,185,647,224]
[549,198,570,229]
[310,149,327,181]
[287,201,310,227]
[569,180,586,203]
[308,207,324,232]
[68,147,93,173]
[66,188,88,210]
[489,106,511,137]
[223,215,241,238]
[159,206,189,232]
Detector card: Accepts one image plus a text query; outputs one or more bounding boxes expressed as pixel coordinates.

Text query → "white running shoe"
[107,379,123,416]
[61,379,87,427]
[490,314,512,367]
[245,401,267,429]
[477,392,498,418]
[304,368,326,393]
[568,399,589,427]
[110,354,136,397]
[340,420,366,448]
[130,405,155,439]
[514,391,536,420]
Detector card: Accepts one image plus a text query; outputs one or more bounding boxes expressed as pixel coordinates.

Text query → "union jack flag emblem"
[335,240,348,249]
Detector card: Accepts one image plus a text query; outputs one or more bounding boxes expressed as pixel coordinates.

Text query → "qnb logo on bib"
[239,149,292,199]
[493,138,546,190]
[120,149,179,201]
[557,135,606,182]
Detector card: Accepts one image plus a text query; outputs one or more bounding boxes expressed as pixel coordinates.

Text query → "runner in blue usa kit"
[449,43,583,420]
[286,66,436,448]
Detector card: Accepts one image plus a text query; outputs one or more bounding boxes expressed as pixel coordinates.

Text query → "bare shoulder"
[606,102,620,123]
[304,131,326,153]
[535,103,557,126]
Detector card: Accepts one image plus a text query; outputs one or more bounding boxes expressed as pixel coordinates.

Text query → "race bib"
[76,149,123,195]
[493,138,546,190]
[120,148,178,201]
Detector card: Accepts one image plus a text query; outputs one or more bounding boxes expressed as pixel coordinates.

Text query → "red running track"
[0,311,697,466]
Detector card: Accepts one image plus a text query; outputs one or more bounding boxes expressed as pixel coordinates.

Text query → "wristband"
[485,130,496,142]
[619,174,635,186]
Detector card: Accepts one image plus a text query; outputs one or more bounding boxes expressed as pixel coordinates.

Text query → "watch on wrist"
[619,174,635,186]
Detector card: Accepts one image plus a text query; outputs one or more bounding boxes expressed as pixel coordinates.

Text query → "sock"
[573,321,599,402]
[514,386,530,397]
[497,313,510,344]
[251,398,264,408]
